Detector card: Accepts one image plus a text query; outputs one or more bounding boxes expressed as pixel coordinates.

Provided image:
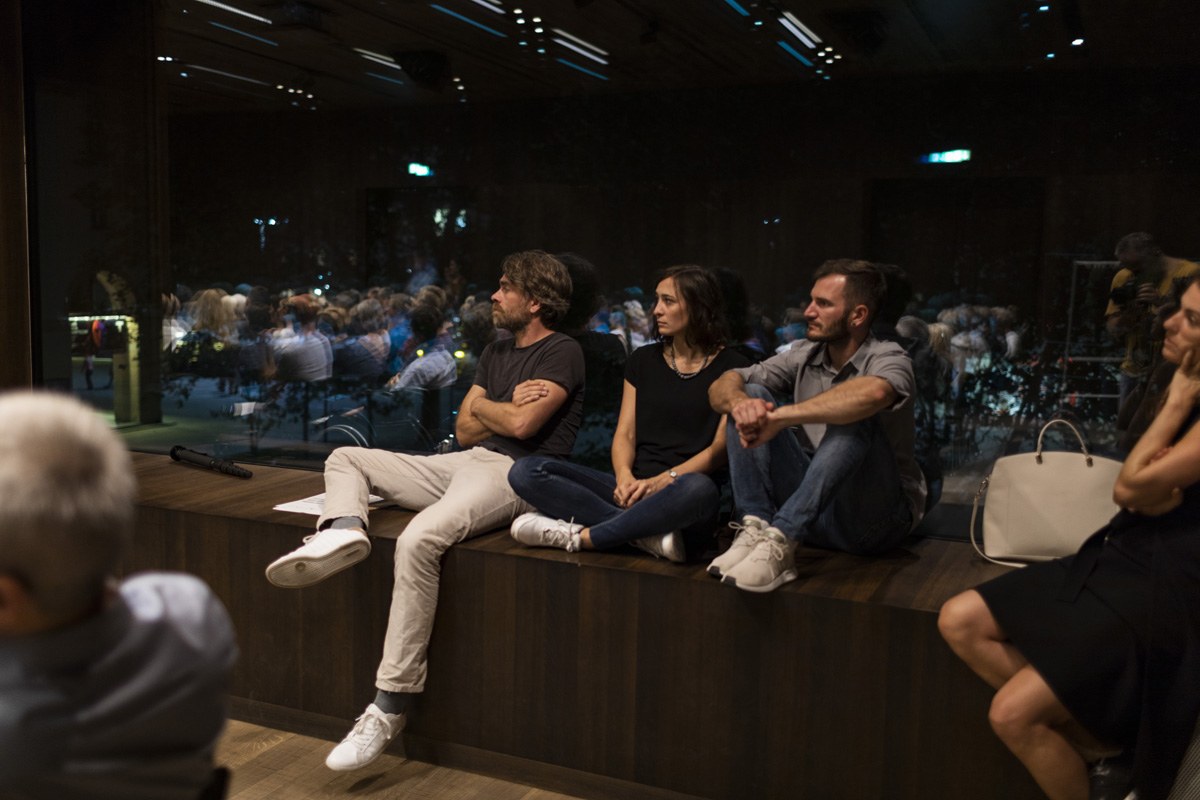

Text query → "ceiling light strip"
[429,4,507,37]
[555,58,608,81]
[722,0,751,17]
[207,21,279,46]
[776,40,813,67]
[551,28,608,56]
[354,47,393,61]
[468,0,506,14]
[359,53,404,70]
[778,17,815,49]
[195,0,272,25]
[182,63,273,85]
[782,11,822,43]
[367,71,406,86]
[552,38,608,65]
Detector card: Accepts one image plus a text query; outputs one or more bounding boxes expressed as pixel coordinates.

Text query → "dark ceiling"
[160,0,1200,113]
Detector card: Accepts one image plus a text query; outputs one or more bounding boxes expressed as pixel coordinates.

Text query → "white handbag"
[969,419,1123,567]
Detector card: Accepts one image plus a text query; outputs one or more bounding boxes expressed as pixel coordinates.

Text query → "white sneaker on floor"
[706,515,768,577]
[631,530,686,563]
[265,528,371,588]
[720,526,798,593]
[325,703,405,771]
[510,512,582,552]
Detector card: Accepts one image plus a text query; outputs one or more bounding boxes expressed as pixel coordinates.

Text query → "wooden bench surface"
[133,451,1011,614]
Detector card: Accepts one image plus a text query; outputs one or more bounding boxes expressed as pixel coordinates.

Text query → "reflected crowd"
[150,256,1057,473]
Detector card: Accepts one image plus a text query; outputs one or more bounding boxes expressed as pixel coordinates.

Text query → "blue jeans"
[508,457,720,551]
[726,384,912,555]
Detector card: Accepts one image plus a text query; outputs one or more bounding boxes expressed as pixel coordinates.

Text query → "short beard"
[806,311,851,344]
[493,309,531,335]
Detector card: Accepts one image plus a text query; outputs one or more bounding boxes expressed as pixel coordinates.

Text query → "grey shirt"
[732,336,927,527]
[0,573,237,800]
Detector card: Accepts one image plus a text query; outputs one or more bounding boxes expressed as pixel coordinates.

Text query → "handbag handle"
[968,476,1029,568]
[1035,419,1094,467]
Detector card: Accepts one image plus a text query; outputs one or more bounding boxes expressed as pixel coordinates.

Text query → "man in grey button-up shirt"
[708,259,926,592]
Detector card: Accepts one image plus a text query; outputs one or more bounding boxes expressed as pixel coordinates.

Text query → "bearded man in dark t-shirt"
[265,250,584,772]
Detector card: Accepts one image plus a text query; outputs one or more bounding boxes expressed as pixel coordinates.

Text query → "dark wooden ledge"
[125,451,1038,799]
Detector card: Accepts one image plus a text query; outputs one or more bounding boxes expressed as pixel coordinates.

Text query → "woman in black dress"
[938,276,1200,800]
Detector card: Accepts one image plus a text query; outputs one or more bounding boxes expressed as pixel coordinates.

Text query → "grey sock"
[373,689,413,716]
[325,516,366,531]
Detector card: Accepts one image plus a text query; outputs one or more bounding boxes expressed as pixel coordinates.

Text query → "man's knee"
[743,383,774,401]
[820,416,879,447]
[326,446,360,466]
[395,524,459,565]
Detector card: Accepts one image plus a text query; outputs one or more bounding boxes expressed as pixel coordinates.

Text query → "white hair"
[0,391,134,619]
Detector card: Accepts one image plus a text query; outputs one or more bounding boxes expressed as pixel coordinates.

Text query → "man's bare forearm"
[454,398,492,447]
[472,389,566,440]
[709,370,749,413]
[769,375,894,427]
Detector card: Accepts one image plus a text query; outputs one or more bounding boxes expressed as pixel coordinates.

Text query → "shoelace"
[750,534,789,563]
[727,521,766,548]
[547,517,579,550]
[346,710,388,746]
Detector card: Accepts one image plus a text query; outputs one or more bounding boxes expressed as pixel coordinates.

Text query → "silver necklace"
[668,343,713,379]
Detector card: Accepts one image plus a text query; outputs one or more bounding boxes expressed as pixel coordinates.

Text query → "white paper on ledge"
[273,492,388,516]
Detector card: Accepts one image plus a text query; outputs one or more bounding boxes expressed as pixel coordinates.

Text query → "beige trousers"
[319,446,533,692]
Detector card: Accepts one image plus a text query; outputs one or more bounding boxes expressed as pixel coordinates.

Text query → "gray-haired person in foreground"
[0,391,237,800]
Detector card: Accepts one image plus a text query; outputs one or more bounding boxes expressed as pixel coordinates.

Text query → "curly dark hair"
[655,265,728,353]
[500,250,572,328]
[555,252,602,333]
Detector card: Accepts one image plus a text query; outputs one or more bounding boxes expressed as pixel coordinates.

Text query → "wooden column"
[0,0,32,389]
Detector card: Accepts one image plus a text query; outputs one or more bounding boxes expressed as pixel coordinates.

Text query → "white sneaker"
[265,528,371,588]
[510,512,582,552]
[325,703,405,771]
[720,526,798,593]
[631,530,686,563]
[706,515,768,577]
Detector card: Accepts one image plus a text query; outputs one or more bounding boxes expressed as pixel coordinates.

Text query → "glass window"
[21,0,1200,533]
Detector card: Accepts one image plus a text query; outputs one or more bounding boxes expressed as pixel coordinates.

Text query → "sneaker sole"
[265,540,371,588]
[325,746,388,772]
[707,550,752,578]
[721,568,799,593]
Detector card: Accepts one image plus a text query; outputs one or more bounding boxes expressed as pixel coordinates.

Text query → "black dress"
[976,410,1200,800]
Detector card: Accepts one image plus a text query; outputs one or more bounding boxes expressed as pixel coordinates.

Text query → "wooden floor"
[216,719,583,800]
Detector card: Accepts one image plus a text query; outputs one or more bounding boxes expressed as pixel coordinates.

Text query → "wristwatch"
[669,469,678,479]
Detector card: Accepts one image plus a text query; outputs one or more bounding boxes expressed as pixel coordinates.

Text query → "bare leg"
[938,590,1028,689]
[940,590,1121,763]
[989,666,1088,800]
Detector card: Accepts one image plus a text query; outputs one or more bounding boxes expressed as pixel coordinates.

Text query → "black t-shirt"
[625,343,750,478]
[474,331,585,460]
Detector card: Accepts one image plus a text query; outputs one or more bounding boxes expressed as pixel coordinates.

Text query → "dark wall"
[23,0,166,419]
[167,68,1200,324]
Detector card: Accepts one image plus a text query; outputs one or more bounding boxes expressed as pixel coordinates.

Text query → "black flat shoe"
[1088,753,1136,800]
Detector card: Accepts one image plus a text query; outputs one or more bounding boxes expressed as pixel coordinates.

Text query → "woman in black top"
[508,265,749,562]
[938,276,1200,800]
